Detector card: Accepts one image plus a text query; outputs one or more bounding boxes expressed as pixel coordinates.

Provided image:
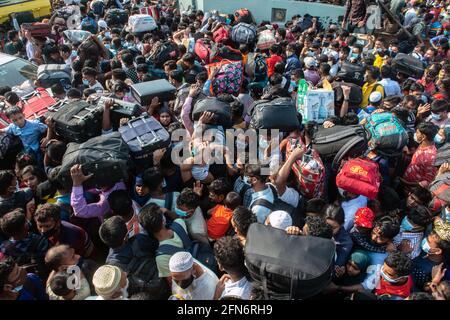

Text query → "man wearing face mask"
[169,251,218,300]
[284,43,301,79]
[337,186,368,232]
[34,204,94,258]
[0,255,48,300]
[88,265,129,300]
[426,100,450,146]
[81,67,104,93]
[411,218,450,291]
[374,252,413,299]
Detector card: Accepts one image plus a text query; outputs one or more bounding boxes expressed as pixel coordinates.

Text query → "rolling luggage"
[20,88,57,120]
[97,96,142,129]
[118,114,170,161]
[21,23,52,39]
[249,98,299,132]
[131,79,176,106]
[245,223,336,300]
[231,23,257,45]
[37,64,71,88]
[191,97,232,127]
[52,100,103,143]
[336,62,366,87]
[58,132,131,190]
[392,53,425,79]
[311,125,367,166]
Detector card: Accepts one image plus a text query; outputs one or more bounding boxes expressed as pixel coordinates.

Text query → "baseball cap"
[268,210,293,230]
[354,207,375,228]
[92,265,123,297]
[169,252,194,273]
[369,91,383,104]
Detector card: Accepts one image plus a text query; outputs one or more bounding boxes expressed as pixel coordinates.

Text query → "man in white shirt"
[245,164,275,223]
[82,67,104,93]
[169,252,218,300]
[378,65,402,97]
[339,187,368,231]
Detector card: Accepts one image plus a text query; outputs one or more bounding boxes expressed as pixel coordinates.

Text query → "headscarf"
[350,251,370,272]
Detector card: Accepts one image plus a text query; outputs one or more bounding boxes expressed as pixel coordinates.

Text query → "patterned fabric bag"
[208,60,243,96]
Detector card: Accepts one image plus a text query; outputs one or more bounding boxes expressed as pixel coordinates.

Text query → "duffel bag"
[245,223,336,300]
[208,60,243,96]
[210,45,242,63]
[392,53,424,79]
[257,29,276,50]
[312,124,367,165]
[52,100,103,143]
[435,143,450,167]
[63,30,92,44]
[21,22,52,39]
[131,79,176,106]
[195,39,213,64]
[105,9,128,26]
[58,132,131,190]
[231,23,257,45]
[213,26,230,44]
[118,114,170,161]
[191,97,232,127]
[20,88,57,120]
[364,112,408,157]
[37,64,71,88]
[249,97,299,132]
[336,62,366,87]
[286,140,325,199]
[336,158,381,199]
[127,14,157,33]
[331,81,363,109]
[148,41,179,68]
[245,52,268,83]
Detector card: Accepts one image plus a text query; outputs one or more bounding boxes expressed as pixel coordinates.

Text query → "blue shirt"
[5,119,47,152]
[17,273,48,300]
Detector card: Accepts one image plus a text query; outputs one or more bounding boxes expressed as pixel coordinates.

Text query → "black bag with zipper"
[57,132,131,190]
[249,97,300,132]
[245,223,336,300]
[191,97,232,127]
[52,100,103,143]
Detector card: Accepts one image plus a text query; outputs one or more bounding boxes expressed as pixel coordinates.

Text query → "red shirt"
[207,205,233,240]
[266,55,283,78]
[375,276,413,299]
[403,144,438,188]
[417,78,436,96]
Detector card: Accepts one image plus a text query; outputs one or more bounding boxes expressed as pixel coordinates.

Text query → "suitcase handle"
[127,117,161,147]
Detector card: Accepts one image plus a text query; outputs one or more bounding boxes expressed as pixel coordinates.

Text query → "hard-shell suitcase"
[52,100,103,143]
[97,96,142,128]
[245,223,336,300]
[58,132,131,190]
[249,98,299,132]
[392,53,425,79]
[20,88,57,120]
[118,114,170,161]
[131,79,176,106]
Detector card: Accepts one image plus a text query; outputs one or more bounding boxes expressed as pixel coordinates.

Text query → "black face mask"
[177,276,194,289]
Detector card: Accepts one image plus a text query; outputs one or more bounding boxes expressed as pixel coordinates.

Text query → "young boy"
[0,106,48,166]
[207,192,241,241]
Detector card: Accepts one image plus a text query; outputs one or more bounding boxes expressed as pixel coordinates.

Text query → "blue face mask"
[175,207,188,217]
[380,268,407,284]
[82,79,89,86]
[421,237,431,254]
[350,53,359,60]
[11,285,23,293]
[434,133,445,144]
[400,216,415,232]
[431,113,441,120]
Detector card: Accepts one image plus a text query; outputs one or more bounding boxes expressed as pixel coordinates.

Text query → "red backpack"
[336,158,381,200]
[213,26,230,44]
[195,39,213,64]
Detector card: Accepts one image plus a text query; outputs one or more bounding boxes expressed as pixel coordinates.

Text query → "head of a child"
[5,106,25,128]
[231,206,256,245]
[305,198,327,218]
[213,236,247,279]
[49,271,77,300]
[324,204,345,236]
[175,188,200,218]
[380,252,411,286]
[354,207,376,235]
[371,216,400,246]
[208,178,230,204]
[141,167,164,196]
[14,153,36,178]
[224,192,241,211]
[99,215,128,249]
[346,251,370,277]
[20,165,46,192]
[0,170,17,197]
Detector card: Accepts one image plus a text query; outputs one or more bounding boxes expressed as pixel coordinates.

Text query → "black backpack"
[125,235,171,299]
[337,62,366,86]
[155,221,218,275]
[148,41,179,69]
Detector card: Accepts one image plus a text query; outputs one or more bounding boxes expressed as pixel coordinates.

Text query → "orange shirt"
[207,205,233,240]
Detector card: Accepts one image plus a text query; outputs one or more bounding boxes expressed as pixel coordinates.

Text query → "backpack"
[364,112,409,157]
[125,235,171,299]
[231,23,257,45]
[90,0,105,16]
[148,41,179,68]
[250,184,303,228]
[81,16,98,34]
[105,9,128,26]
[155,221,218,275]
[194,38,213,64]
[208,60,244,96]
[234,8,254,24]
[213,26,230,44]
[245,52,268,83]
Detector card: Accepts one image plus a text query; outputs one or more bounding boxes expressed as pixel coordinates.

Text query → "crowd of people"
[0,0,449,301]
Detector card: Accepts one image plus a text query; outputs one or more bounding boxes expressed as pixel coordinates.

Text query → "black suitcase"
[249,98,299,132]
[332,81,363,109]
[118,114,170,161]
[97,96,142,129]
[392,53,425,79]
[191,97,232,127]
[52,100,103,143]
[312,125,367,165]
[131,79,176,106]
[245,223,335,300]
[58,132,131,190]
[336,62,366,87]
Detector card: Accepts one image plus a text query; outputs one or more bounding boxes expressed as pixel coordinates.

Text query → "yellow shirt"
[361,81,385,108]
[373,54,383,69]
